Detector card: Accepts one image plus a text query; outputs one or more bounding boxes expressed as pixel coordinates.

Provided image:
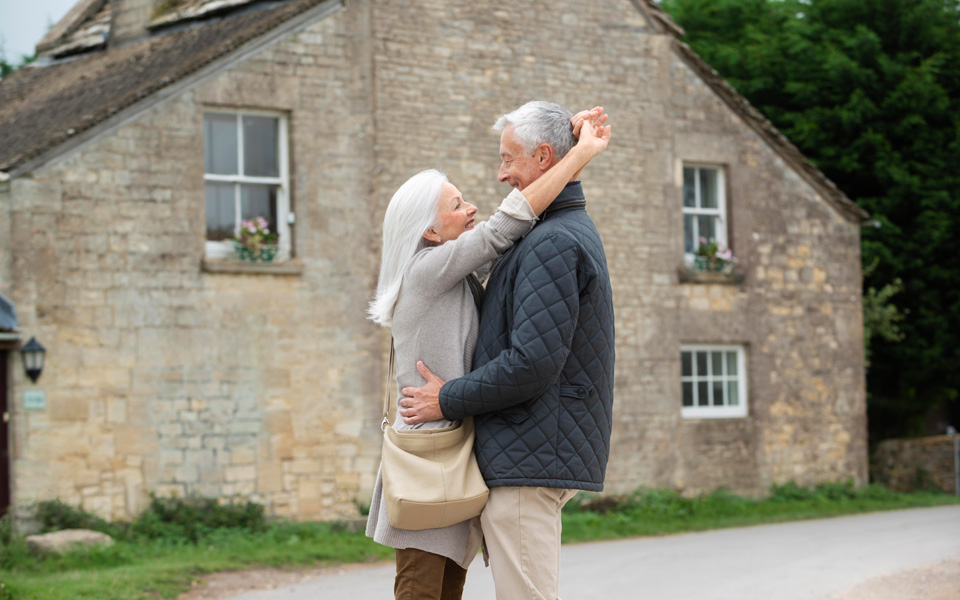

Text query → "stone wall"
[369,0,867,497]
[872,435,960,494]
[4,0,867,521]
[6,2,384,521]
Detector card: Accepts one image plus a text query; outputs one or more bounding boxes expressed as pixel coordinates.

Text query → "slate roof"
[0,0,325,173]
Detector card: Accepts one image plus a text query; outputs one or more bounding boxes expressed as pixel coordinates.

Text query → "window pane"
[682,382,694,407]
[727,351,738,376]
[728,380,739,406]
[684,214,696,253]
[683,167,696,208]
[696,352,708,376]
[697,381,709,406]
[713,381,725,406]
[699,168,718,209]
[711,352,723,377]
[243,116,279,177]
[681,352,692,377]
[205,183,235,241]
[698,215,716,243]
[240,185,279,234]
[204,114,238,175]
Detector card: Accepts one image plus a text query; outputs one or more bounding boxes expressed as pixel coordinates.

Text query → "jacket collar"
[541,181,586,221]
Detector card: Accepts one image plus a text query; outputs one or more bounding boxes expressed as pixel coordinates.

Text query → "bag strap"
[466,273,484,313]
[380,338,396,432]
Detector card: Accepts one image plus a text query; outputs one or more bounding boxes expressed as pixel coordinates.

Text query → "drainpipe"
[948,426,959,498]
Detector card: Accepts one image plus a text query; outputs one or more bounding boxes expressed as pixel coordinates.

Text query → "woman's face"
[428,183,477,244]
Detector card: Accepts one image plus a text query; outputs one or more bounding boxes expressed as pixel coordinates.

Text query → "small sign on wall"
[24,390,46,410]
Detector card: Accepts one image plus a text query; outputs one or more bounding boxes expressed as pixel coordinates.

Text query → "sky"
[0,0,79,62]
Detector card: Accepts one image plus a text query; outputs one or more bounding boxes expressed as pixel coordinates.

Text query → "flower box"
[234,242,279,263]
[694,256,731,273]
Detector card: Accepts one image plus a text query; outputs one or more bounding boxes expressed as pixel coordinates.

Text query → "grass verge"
[1,482,957,600]
[561,481,960,543]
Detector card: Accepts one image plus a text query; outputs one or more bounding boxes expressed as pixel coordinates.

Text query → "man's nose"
[498,164,509,182]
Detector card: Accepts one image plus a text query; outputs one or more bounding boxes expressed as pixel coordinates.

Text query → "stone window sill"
[677,266,744,285]
[201,258,305,276]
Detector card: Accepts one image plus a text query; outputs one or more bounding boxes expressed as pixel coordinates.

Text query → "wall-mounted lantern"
[20,337,45,383]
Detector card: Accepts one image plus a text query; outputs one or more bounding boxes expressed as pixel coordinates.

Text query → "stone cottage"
[0,0,869,521]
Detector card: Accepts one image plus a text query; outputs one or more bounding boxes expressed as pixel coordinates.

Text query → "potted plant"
[234,217,279,262]
[694,237,735,273]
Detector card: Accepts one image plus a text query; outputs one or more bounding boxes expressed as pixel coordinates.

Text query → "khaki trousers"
[480,486,578,600]
[394,547,467,600]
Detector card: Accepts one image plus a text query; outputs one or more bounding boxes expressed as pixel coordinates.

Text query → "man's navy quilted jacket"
[439,182,615,491]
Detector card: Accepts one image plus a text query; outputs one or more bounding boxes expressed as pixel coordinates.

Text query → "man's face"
[498,125,544,191]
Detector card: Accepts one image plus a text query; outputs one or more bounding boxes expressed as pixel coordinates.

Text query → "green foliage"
[862,260,906,366]
[661,0,960,442]
[129,495,266,543]
[562,481,957,543]
[34,500,113,535]
[0,42,36,80]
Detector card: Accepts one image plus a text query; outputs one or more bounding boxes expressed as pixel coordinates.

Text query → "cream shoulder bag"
[380,341,489,530]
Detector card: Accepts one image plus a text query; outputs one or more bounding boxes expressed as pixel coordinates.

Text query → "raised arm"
[519,110,611,217]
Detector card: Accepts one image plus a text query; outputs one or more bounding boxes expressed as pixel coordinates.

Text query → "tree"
[661,0,960,443]
[0,41,36,80]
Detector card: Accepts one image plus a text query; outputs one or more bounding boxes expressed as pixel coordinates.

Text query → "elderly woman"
[366,109,610,599]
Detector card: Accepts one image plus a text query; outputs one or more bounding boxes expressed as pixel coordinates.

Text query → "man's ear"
[535,144,555,171]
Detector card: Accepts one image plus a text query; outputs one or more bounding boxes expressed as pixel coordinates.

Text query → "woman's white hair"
[368,169,447,326]
[493,101,576,160]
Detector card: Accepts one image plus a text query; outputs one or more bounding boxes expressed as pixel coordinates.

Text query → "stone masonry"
[872,435,960,494]
[1,0,867,521]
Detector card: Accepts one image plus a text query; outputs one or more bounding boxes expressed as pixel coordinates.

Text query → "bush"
[129,495,266,543]
[34,500,115,536]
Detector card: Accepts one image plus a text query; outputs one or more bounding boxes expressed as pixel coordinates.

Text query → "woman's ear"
[423,228,441,245]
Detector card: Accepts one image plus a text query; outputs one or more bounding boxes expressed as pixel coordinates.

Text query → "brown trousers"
[395,547,468,600]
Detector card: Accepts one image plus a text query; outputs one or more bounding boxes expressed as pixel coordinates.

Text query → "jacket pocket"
[499,403,532,424]
[558,384,588,400]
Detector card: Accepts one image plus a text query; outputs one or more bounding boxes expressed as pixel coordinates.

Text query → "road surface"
[205,505,960,600]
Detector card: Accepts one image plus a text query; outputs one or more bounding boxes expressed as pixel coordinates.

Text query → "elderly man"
[401,100,616,599]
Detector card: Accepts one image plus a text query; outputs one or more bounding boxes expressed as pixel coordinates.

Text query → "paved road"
[225,505,960,599]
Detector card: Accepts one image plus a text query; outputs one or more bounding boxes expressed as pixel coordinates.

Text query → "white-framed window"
[681,344,748,419]
[203,110,291,259]
[682,165,727,262]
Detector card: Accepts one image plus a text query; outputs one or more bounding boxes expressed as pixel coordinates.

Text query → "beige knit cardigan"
[365,189,535,568]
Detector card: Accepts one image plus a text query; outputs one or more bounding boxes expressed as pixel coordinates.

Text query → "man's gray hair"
[493,101,576,160]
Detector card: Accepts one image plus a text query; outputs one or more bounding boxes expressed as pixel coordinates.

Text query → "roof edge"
[635,0,685,38]
[7,0,343,178]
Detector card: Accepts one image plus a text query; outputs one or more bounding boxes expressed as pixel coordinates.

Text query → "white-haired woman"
[366,110,610,599]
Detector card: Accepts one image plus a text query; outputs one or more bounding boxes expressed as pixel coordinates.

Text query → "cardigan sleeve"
[404,189,534,297]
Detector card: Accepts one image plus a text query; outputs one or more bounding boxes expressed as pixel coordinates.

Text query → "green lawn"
[1,483,957,600]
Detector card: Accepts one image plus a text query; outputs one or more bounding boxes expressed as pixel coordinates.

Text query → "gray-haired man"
[402,101,615,598]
